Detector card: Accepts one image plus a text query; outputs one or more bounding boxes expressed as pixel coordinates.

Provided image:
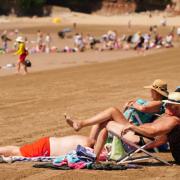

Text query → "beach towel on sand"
[33,162,130,170]
[33,145,141,170]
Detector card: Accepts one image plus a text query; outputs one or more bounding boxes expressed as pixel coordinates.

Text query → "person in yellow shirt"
[15,36,28,74]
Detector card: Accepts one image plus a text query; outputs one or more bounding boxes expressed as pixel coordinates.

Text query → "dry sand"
[0,13,180,179]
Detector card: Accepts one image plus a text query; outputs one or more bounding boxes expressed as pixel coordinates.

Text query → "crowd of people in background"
[0,25,180,56]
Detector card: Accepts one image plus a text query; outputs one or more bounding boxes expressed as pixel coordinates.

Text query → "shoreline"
[0,48,167,78]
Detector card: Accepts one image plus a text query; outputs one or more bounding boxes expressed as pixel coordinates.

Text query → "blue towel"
[123,98,153,125]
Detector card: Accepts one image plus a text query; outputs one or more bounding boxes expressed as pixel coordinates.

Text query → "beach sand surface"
[0,14,180,179]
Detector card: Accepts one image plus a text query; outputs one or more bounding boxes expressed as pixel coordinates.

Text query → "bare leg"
[17,61,21,73]
[106,121,140,143]
[0,146,21,157]
[93,121,140,159]
[22,62,27,75]
[94,128,108,160]
[88,124,101,141]
[65,107,129,131]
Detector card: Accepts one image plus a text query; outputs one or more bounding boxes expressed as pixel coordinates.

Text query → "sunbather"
[0,135,96,158]
[66,79,168,131]
[68,92,180,163]
[66,92,180,162]
[120,92,180,163]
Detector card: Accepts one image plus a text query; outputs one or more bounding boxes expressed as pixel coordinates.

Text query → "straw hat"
[163,92,180,105]
[175,86,180,92]
[144,79,169,97]
[16,36,24,43]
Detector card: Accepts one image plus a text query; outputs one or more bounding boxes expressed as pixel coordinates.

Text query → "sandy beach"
[0,12,180,179]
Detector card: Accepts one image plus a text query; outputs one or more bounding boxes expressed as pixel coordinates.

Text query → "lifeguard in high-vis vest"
[15,36,28,74]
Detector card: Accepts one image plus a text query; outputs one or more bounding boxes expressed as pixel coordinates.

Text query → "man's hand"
[121,124,134,137]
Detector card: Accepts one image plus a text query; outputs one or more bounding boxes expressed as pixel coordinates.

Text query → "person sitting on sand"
[66,92,180,163]
[15,36,28,74]
[66,79,169,132]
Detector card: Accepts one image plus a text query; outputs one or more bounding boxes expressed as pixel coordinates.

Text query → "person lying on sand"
[0,135,95,158]
[0,123,108,161]
[66,92,180,163]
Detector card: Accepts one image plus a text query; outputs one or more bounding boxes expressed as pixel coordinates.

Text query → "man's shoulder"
[157,114,178,122]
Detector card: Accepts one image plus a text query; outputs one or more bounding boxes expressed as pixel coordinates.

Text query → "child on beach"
[15,36,28,74]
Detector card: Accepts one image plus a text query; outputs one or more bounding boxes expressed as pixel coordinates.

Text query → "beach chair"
[116,134,171,166]
[109,105,169,164]
[123,105,169,152]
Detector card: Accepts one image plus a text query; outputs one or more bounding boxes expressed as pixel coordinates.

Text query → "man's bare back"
[50,135,94,156]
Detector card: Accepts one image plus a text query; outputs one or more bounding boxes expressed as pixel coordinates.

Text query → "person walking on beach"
[15,36,28,75]
[1,30,11,52]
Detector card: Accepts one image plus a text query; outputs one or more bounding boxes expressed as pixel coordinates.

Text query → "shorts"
[19,53,27,63]
[20,137,50,157]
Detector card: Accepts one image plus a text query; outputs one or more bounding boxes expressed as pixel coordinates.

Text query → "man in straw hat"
[120,92,180,163]
[15,36,28,74]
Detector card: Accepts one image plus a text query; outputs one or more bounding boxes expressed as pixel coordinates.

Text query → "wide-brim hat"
[144,79,169,97]
[175,86,180,92]
[16,36,24,43]
[163,92,180,105]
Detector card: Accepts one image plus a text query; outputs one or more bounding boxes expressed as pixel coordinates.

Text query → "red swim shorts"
[20,137,50,157]
[19,53,27,63]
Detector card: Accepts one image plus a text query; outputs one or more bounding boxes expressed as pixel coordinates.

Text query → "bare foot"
[64,113,81,131]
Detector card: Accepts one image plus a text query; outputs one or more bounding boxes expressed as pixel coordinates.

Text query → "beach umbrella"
[52,18,61,24]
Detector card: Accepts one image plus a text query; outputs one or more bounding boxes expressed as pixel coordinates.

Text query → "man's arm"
[145,135,168,149]
[122,115,179,138]
[122,124,158,138]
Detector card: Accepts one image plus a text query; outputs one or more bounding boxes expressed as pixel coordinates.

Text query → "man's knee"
[106,121,122,137]
[108,107,119,113]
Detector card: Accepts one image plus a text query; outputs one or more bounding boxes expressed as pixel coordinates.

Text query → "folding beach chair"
[123,106,169,152]
[109,105,170,165]
[116,134,171,166]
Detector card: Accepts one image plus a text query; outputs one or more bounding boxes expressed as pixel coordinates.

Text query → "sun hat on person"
[175,86,180,92]
[16,36,24,43]
[144,79,169,97]
[163,92,180,105]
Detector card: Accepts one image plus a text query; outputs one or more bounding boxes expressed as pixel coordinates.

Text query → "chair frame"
[115,107,171,165]
[117,136,171,166]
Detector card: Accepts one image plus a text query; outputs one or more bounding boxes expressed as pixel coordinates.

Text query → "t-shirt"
[15,42,26,55]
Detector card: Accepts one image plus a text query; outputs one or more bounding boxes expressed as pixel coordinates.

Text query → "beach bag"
[25,59,32,67]
[109,136,126,161]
